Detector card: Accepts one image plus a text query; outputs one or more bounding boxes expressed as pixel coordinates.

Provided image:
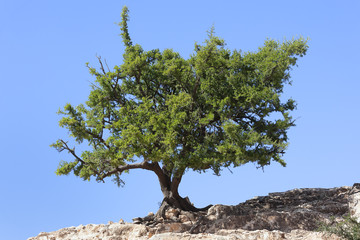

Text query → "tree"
[51,6,308,216]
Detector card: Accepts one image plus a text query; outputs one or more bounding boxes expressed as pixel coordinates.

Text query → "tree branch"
[192,75,201,99]
[58,139,101,176]
[170,168,184,195]
[98,160,159,181]
[97,55,107,75]
[104,58,111,72]
[264,66,277,83]
[135,70,146,97]
[84,128,110,149]
[59,140,85,163]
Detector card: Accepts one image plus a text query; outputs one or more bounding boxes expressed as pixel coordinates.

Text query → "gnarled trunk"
[154,164,212,218]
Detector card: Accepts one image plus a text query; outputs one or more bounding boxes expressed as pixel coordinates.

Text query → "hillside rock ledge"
[29,184,360,240]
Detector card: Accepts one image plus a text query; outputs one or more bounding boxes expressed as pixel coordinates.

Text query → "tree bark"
[150,163,212,218]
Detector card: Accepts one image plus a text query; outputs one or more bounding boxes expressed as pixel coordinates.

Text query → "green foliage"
[318,215,360,240]
[52,6,308,186]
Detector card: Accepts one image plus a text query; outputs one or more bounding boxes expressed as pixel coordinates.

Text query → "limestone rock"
[28,223,150,240]
[349,183,360,221]
[200,186,353,233]
[150,230,343,240]
[28,184,360,240]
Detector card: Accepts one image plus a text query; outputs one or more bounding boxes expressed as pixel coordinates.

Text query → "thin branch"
[100,108,105,139]
[59,140,101,176]
[104,58,111,72]
[226,166,233,174]
[110,76,125,106]
[103,119,113,125]
[148,79,165,100]
[135,70,146,97]
[84,128,110,149]
[87,80,101,90]
[98,160,157,181]
[192,74,201,100]
[59,140,86,164]
[96,55,107,74]
[264,66,277,82]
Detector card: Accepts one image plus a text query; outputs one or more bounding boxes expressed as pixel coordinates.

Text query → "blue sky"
[1,1,359,239]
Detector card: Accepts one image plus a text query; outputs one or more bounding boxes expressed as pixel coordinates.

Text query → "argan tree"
[52,6,308,215]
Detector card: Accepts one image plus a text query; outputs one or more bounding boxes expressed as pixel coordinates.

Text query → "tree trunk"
[153,164,212,218]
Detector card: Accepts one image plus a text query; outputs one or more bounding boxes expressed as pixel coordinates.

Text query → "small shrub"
[318,215,360,240]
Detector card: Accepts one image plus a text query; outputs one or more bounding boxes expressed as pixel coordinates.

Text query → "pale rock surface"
[349,183,360,221]
[28,184,360,240]
[150,230,343,240]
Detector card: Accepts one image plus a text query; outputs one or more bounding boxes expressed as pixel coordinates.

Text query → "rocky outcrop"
[29,226,341,240]
[28,184,360,240]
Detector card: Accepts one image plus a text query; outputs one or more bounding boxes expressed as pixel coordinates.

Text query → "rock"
[28,185,360,240]
[179,214,190,223]
[349,183,360,221]
[164,208,180,219]
[202,186,352,234]
[28,223,149,240]
[132,217,143,224]
[180,210,197,222]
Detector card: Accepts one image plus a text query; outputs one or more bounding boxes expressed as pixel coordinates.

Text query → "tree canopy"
[51,6,308,212]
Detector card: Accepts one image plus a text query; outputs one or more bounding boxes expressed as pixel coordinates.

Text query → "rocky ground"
[29,183,360,240]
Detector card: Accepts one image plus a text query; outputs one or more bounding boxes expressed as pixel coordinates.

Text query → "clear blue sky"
[1,1,359,239]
